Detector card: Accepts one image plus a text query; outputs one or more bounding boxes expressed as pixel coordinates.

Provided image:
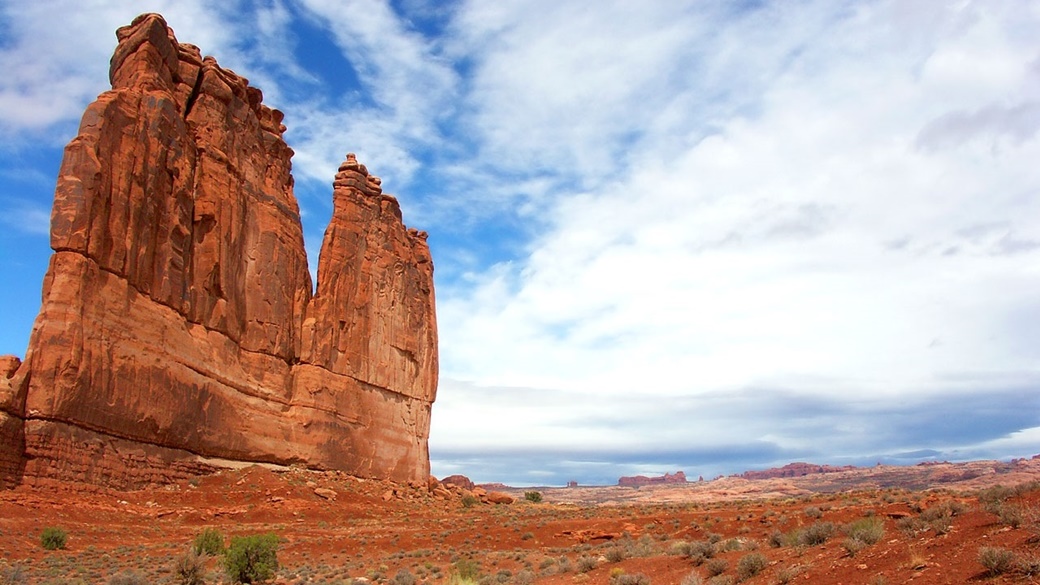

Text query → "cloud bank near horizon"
[0,0,1038,485]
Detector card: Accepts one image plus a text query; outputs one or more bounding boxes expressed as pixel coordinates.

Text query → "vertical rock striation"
[0,14,437,489]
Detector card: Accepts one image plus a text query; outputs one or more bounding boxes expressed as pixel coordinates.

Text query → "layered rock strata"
[617,471,687,487]
[738,463,856,480]
[0,14,437,489]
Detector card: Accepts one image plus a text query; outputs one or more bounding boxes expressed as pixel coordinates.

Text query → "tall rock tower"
[0,13,437,489]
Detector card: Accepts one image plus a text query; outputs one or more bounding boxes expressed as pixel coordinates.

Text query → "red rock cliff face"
[0,14,437,489]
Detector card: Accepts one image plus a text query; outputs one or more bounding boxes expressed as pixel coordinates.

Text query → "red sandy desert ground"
[1,458,1039,584]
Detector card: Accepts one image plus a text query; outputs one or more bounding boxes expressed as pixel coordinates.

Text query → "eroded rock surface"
[738,462,856,480]
[0,13,437,489]
[617,471,687,487]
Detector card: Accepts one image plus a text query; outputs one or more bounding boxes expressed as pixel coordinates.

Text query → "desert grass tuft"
[735,553,767,581]
[978,546,1015,576]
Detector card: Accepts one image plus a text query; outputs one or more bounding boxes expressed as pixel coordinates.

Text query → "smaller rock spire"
[333,153,383,195]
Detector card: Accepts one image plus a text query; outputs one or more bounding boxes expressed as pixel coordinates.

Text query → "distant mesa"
[738,462,856,480]
[618,471,687,487]
[0,13,437,490]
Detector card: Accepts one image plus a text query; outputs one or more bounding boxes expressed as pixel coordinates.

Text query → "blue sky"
[1,0,1039,486]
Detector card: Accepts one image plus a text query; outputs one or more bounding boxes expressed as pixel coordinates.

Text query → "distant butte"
[618,471,688,487]
[0,13,437,490]
[738,462,857,480]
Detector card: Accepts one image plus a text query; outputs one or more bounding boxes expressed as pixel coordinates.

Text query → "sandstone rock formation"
[0,13,437,490]
[738,462,855,480]
[440,474,476,491]
[617,471,687,487]
[485,491,514,505]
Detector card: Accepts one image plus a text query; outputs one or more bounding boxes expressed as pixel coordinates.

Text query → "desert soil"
[2,462,1039,585]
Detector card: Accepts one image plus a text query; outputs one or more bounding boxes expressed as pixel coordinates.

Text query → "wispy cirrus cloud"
[288,0,459,188]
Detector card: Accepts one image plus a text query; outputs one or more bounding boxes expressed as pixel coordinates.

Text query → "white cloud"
[436,0,1040,417]
[974,426,1040,459]
[288,0,458,187]
[0,1,245,138]
[430,376,1039,483]
[448,1,706,183]
[917,101,1040,150]
[1,0,1037,484]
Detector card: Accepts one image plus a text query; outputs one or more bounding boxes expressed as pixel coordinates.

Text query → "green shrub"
[0,565,26,585]
[40,527,67,550]
[606,547,626,563]
[720,538,743,552]
[842,537,866,556]
[927,514,952,535]
[1018,554,1040,576]
[921,501,965,521]
[844,517,884,545]
[705,558,727,577]
[736,553,767,580]
[798,521,835,546]
[915,503,956,534]
[194,528,225,556]
[576,555,597,573]
[679,540,715,564]
[776,565,806,584]
[461,495,479,508]
[223,533,279,583]
[630,534,657,557]
[804,506,822,519]
[979,486,1034,529]
[524,491,543,503]
[393,568,417,585]
[173,548,207,585]
[978,546,1015,576]
[895,516,924,535]
[978,485,1015,506]
[993,503,1025,528]
[453,559,481,582]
